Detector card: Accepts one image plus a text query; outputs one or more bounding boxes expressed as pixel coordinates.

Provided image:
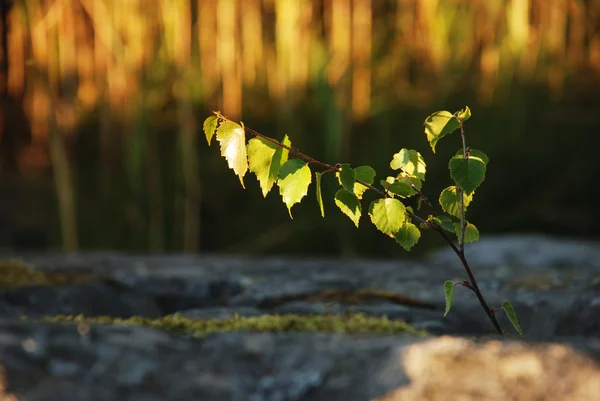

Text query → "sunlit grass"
[2,0,599,251]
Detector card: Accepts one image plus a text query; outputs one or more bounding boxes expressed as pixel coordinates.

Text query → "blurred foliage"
[0,0,599,256]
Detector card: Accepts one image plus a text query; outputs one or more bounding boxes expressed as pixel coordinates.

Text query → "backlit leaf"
[247,136,289,197]
[269,135,291,189]
[449,155,486,195]
[439,186,473,218]
[391,149,426,181]
[339,164,355,194]
[455,148,489,166]
[394,222,421,250]
[338,165,375,199]
[443,281,455,317]
[456,106,471,122]
[432,215,456,233]
[369,198,405,236]
[203,115,218,145]
[355,165,376,185]
[334,189,361,227]
[354,166,376,199]
[216,120,248,187]
[382,179,411,198]
[382,173,422,198]
[502,301,523,335]
[316,172,325,217]
[277,159,311,218]
[390,149,410,170]
[424,111,461,153]
[399,172,422,191]
[454,222,480,243]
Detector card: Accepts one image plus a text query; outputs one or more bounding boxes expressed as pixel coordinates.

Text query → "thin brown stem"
[430,222,503,335]
[401,170,435,211]
[216,112,335,171]
[459,121,467,252]
[218,113,387,198]
[457,250,504,334]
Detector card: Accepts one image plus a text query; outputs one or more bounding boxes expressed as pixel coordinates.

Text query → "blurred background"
[0,0,599,258]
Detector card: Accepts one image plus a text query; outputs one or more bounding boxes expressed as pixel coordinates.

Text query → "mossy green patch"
[42,312,427,337]
[0,259,96,290]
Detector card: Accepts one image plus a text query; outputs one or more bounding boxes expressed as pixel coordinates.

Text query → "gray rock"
[0,320,419,401]
[0,321,599,401]
[1,283,162,318]
[428,234,600,269]
[105,274,249,313]
[0,235,599,400]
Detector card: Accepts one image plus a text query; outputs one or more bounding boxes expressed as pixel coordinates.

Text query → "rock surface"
[0,234,599,400]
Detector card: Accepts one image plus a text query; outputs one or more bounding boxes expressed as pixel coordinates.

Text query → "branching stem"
[215,112,504,335]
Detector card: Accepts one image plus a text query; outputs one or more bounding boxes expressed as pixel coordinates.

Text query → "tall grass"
[1,0,599,252]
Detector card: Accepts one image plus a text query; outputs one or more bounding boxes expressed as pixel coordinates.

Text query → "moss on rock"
[43,312,427,337]
[0,259,95,289]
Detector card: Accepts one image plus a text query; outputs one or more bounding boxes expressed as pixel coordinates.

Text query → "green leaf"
[369,198,405,236]
[449,155,486,195]
[432,215,456,233]
[455,148,489,165]
[339,164,355,194]
[334,189,361,227]
[443,280,455,317]
[394,222,421,250]
[390,149,410,170]
[456,106,471,122]
[424,111,461,153]
[247,136,287,197]
[355,166,376,185]
[382,179,408,197]
[382,172,422,198]
[315,172,325,217]
[216,120,249,187]
[277,159,312,218]
[502,301,523,335]
[384,176,395,185]
[246,134,292,197]
[353,166,376,199]
[391,149,426,181]
[454,222,480,243]
[382,180,411,198]
[400,172,423,191]
[270,135,291,188]
[337,166,374,200]
[203,115,218,145]
[439,186,473,218]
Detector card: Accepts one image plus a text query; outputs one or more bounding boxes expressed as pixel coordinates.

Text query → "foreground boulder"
[0,321,598,401]
[0,234,599,400]
[375,336,600,401]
